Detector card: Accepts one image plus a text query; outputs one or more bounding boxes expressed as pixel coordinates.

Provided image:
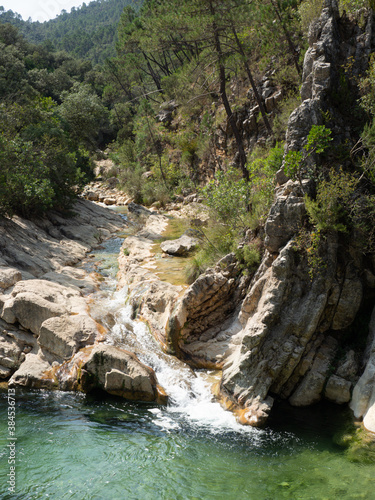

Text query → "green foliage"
[284,125,332,184]
[200,167,251,233]
[339,0,375,15]
[0,0,137,64]
[184,223,234,284]
[298,0,323,34]
[0,27,100,218]
[305,168,359,232]
[234,243,261,273]
[59,82,109,151]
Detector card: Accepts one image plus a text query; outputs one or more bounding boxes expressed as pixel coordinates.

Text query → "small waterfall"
[87,236,259,437]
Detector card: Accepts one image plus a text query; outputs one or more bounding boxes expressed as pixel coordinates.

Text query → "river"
[1,226,375,499]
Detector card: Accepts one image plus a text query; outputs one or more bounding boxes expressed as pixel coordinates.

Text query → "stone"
[80,344,161,402]
[160,233,200,256]
[0,280,84,334]
[8,353,55,389]
[104,198,116,206]
[325,375,352,404]
[0,320,36,378]
[0,267,22,290]
[38,315,99,360]
[128,202,152,216]
[264,181,306,253]
[86,191,99,201]
[351,306,375,433]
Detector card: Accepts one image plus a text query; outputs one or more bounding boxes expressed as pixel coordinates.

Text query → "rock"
[0,320,36,378]
[86,191,99,201]
[351,307,375,433]
[220,236,338,422]
[38,315,99,361]
[0,199,125,277]
[160,233,200,256]
[336,350,358,380]
[80,344,162,402]
[237,396,274,427]
[264,180,306,253]
[167,253,249,367]
[8,352,55,389]
[0,267,22,290]
[0,280,85,334]
[104,198,116,206]
[128,202,152,216]
[331,271,362,330]
[325,375,352,404]
[289,336,338,406]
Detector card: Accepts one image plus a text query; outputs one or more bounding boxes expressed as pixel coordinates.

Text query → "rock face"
[0,199,126,387]
[80,344,163,402]
[351,309,375,433]
[216,1,375,425]
[167,254,249,368]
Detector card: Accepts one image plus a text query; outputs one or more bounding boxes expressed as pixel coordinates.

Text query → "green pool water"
[1,391,374,500]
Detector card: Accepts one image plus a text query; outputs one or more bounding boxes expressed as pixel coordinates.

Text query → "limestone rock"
[8,353,55,389]
[38,315,99,361]
[325,375,352,404]
[0,320,36,378]
[289,336,338,406]
[351,307,375,433]
[80,344,161,402]
[160,233,200,256]
[0,267,22,290]
[167,253,249,367]
[0,280,85,334]
[220,237,338,421]
[264,180,306,253]
[128,202,152,216]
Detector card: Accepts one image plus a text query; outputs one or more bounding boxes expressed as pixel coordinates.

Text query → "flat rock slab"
[160,234,199,256]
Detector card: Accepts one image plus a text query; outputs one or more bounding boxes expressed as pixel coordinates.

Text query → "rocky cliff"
[218,0,375,429]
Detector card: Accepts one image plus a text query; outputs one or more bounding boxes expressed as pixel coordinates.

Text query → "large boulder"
[160,232,200,256]
[0,280,85,334]
[80,344,165,402]
[38,315,99,361]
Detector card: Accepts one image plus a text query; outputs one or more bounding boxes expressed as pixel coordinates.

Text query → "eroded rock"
[80,344,164,402]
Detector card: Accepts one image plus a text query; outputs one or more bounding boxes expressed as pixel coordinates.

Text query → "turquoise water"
[1,234,375,499]
[1,391,375,499]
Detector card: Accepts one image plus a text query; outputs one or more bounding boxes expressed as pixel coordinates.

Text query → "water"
[1,235,375,499]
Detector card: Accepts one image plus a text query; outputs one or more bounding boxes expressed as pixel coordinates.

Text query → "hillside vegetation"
[0,0,138,63]
[1,0,375,276]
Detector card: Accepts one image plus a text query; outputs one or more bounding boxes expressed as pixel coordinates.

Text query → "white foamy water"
[90,280,260,438]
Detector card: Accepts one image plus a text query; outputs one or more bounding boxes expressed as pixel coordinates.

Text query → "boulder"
[128,202,152,216]
[160,233,200,256]
[0,280,85,334]
[80,344,163,402]
[38,315,99,361]
[8,352,55,389]
[0,320,36,378]
[0,267,22,290]
[325,375,352,404]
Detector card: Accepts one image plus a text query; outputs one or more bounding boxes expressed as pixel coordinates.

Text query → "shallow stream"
[1,225,375,499]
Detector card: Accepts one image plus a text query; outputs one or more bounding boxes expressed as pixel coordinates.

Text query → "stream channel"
[1,209,375,499]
